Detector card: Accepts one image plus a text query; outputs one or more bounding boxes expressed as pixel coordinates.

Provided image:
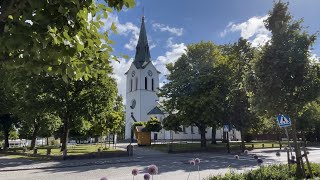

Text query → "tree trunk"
[211,125,217,144]
[291,119,304,178]
[3,129,9,149]
[240,128,245,152]
[199,125,207,148]
[46,137,49,146]
[30,123,39,150]
[61,117,70,151]
[223,132,227,143]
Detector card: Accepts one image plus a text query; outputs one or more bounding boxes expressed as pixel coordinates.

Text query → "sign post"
[223,125,230,153]
[277,114,292,155]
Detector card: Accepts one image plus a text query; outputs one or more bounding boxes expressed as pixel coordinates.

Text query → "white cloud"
[152,23,184,36]
[311,53,320,63]
[221,15,270,47]
[111,58,133,101]
[154,38,186,76]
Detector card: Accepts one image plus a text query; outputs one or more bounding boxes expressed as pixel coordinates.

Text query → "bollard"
[33,148,38,155]
[280,143,282,149]
[46,148,51,155]
[262,144,264,148]
[127,144,133,156]
[252,144,254,148]
[272,144,274,148]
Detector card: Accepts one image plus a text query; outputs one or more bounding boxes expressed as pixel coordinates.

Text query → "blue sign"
[277,114,291,127]
[223,125,229,132]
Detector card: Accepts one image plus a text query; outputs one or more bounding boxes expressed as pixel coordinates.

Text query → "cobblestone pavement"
[0,146,319,180]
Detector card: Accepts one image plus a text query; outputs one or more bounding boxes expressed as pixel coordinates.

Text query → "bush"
[132,122,146,130]
[205,163,320,180]
[50,140,59,146]
[244,133,253,142]
[145,117,162,132]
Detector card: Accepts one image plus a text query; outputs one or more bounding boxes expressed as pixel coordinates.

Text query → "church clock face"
[131,71,135,77]
[148,70,153,76]
[130,99,136,109]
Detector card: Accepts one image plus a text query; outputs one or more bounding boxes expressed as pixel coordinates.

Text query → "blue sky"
[101,0,320,98]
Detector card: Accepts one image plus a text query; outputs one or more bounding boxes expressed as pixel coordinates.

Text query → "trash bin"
[127,144,133,156]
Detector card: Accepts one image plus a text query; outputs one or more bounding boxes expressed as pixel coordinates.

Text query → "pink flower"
[100,177,108,180]
[147,165,158,175]
[234,155,239,159]
[189,160,195,166]
[132,168,139,176]
[194,158,200,164]
[144,173,151,180]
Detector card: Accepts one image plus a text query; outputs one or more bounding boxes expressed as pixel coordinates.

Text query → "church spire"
[133,16,151,69]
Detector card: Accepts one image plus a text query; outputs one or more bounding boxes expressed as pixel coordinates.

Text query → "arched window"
[152,78,154,91]
[130,79,133,92]
[145,77,148,90]
[136,77,138,90]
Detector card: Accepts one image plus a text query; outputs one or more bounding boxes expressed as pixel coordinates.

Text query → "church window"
[130,79,133,92]
[136,77,138,90]
[145,77,148,90]
[152,79,154,91]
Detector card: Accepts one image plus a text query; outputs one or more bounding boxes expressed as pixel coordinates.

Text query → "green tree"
[252,2,320,177]
[160,42,230,148]
[225,38,260,151]
[0,0,135,80]
[45,73,117,151]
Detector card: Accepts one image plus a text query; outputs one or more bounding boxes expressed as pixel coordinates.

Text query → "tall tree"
[252,2,320,177]
[0,0,135,80]
[45,73,117,151]
[226,38,259,151]
[160,42,230,148]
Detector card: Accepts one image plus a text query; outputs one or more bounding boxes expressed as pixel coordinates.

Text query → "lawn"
[1,144,123,160]
[148,141,289,152]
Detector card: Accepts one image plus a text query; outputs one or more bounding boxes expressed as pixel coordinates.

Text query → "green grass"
[205,163,320,180]
[0,144,122,160]
[148,141,288,152]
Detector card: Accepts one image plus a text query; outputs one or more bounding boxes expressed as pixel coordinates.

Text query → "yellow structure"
[134,126,151,146]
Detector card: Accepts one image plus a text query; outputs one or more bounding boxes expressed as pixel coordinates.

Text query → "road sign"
[277,114,291,127]
[223,125,229,132]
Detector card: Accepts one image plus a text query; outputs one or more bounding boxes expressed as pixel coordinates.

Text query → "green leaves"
[0,0,135,81]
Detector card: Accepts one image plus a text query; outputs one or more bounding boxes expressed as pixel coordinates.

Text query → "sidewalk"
[0,156,141,172]
[0,143,167,172]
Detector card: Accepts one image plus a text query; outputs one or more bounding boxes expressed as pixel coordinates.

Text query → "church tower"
[125,16,160,139]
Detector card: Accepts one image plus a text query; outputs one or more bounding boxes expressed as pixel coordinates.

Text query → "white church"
[124,17,241,141]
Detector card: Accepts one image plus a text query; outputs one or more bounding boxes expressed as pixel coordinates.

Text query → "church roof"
[133,16,151,69]
[147,106,165,115]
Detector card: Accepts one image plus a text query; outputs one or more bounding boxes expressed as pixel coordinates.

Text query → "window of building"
[145,77,148,90]
[152,78,154,91]
[191,126,194,134]
[136,77,138,90]
[130,79,133,92]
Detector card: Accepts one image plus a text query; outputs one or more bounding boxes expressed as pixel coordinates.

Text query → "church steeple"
[133,16,151,69]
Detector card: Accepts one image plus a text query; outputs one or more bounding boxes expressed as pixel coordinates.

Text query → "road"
[0,145,319,180]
